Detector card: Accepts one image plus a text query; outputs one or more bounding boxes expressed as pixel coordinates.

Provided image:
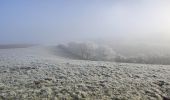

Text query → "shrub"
[59,42,116,61]
[58,42,170,65]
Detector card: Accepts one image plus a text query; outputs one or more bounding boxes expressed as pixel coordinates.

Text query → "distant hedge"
[58,42,170,65]
[58,42,116,61]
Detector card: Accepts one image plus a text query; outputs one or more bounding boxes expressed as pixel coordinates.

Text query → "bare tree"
[65,42,116,61]
[95,45,115,61]
[67,42,97,60]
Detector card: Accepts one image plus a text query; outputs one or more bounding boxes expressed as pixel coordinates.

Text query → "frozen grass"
[0,46,170,100]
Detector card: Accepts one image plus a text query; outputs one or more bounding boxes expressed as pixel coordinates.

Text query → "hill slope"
[0,46,170,100]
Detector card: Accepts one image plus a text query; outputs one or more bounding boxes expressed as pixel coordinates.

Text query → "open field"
[0,44,35,49]
[0,46,170,100]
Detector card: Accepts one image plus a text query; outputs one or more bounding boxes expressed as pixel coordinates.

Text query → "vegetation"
[58,42,115,61]
[58,42,170,65]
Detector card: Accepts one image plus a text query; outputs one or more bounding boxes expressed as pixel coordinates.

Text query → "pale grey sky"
[0,0,170,44]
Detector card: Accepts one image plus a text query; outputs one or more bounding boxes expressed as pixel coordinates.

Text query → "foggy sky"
[0,0,170,44]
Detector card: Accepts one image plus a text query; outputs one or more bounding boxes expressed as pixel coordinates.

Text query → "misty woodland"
[58,42,170,65]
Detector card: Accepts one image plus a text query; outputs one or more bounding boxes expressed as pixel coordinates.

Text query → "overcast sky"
[0,0,170,44]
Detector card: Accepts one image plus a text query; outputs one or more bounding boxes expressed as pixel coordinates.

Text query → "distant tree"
[65,42,116,61]
[67,42,97,60]
[114,54,127,62]
[95,45,115,61]
[58,42,170,65]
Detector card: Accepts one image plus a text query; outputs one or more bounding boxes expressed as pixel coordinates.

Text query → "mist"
[0,0,170,45]
[2,1,170,99]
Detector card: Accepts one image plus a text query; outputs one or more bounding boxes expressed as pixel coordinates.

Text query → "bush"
[58,42,170,65]
[95,45,115,61]
[59,42,116,61]
[67,42,97,60]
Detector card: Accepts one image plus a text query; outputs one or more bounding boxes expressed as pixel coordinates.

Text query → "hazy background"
[0,0,170,45]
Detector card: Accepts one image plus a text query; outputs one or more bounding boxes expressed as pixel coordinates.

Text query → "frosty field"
[0,46,170,100]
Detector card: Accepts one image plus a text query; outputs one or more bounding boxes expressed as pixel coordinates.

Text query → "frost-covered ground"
[0,46,170,100]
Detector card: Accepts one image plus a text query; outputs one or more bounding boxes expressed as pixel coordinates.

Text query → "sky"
[0,0,170,44]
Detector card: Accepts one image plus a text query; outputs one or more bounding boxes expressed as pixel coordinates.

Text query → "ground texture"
[0,47,170,100]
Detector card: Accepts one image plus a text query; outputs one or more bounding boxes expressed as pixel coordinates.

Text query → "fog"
[0,0,170,45]
[1,1,170,99]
